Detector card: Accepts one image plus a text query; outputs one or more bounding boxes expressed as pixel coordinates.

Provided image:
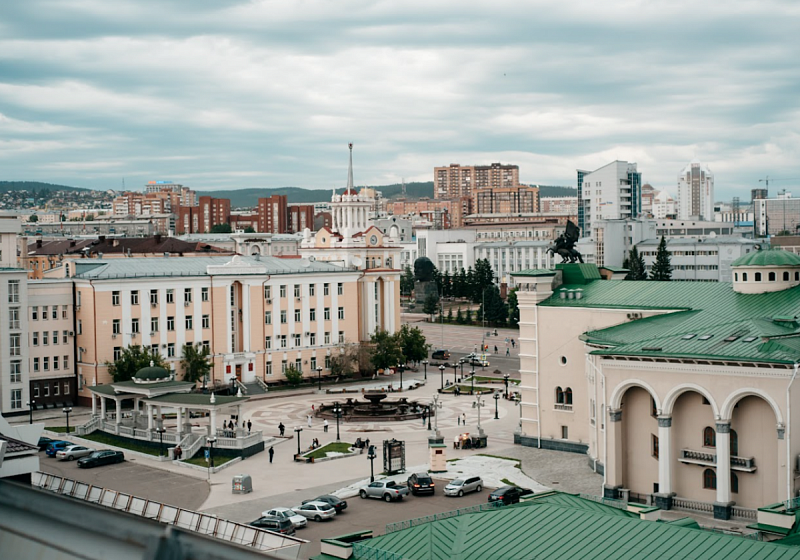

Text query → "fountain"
[317,392,432,422]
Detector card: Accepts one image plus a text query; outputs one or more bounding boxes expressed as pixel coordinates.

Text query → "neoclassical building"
[513,250,800,519]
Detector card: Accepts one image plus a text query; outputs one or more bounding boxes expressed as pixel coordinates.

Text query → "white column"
[657,416,672,495]
[147,404,154,431]
[716,422,732,504]
[384,280,394,333]
[242,284,251,352]
[100,397,107,419]
[91,394,97,416]
[177,407,183,437]
[210,408,218,436]
[115,399,122,425]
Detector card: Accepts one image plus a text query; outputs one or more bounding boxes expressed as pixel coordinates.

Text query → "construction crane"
[758,176,800,196]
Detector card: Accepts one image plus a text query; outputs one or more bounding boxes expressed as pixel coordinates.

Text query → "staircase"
[244,382,268,395]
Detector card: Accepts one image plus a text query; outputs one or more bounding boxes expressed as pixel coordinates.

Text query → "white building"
[637,236,759,282]
[592,219,657,268]
[474,241,559,283]
[677,159,714,220]
[652,190,676,219]
[578,161,642,237]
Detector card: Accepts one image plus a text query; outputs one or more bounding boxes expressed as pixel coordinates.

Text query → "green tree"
[649,236,672,281]
[507,289,520,328]
[442,271,452,298]
[370,329,404,372]
[455,307,464,324]
[456,268,468,299]
[472,260,494,303]
[29,214,39,222]
[396,324,428,363]
[423,292,440,319]
[106,345,167,383]
[210,223,232,233]
[243,226,256,233]
[330,346,357,378]
[447,307,454,323]
[625,246,648,280]
[464,308,472,324]
[400,265,415,297]
[483,286,508,327]
[181,343,211,384]
[284,366,303,387]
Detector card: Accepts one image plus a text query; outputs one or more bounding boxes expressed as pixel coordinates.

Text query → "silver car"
[444,476,483,497]
[56,445,96,461]
[261,507,308,529]
[292,501,336,521]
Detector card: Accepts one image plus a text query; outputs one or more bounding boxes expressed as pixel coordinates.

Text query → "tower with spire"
[330,143,372,238]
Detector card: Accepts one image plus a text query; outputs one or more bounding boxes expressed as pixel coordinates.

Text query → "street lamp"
[438,365,445,391]
[422,359,429,381]
[294,426,303,456]
[367,445,377,483]
[452,363,458,387]
[397,363,404,390]
[459,358,465,382]
[333,402,342,441]
[427,404,432,430]
[316,366,323,391]
[503,373,510,399]
[493,391,500,420]
[27,400,35,424]
[472,394,485,436]
[63,407,73,434]
[206,436,217,478]
[156,427,166,457]
[515,393,523,433]
[470,369,476,396]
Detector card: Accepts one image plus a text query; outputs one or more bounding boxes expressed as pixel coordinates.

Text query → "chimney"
[36,238,43,249]
[99,235,106,243]
[69,239,76,248]
[154,233,162,244]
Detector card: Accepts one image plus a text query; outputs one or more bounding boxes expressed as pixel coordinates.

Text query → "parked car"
[77,450,125,468]
[302,495,347,513]
[464,353,489,367]
[38,437,55,451]
[407,473,435,495]
[359,480,409,502]
[292,501,336,521]
[261,507,308,529]
[488,485,532,505]
[45,441,73,457]
[56,445,95,461]
[248,516,296,536]
[444,476,483,497]
[431,349,451,360]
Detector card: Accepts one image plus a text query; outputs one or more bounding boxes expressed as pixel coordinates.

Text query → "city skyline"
[1,1,798,198]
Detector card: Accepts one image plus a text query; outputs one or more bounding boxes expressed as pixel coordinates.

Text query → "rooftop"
[732,249,800,267]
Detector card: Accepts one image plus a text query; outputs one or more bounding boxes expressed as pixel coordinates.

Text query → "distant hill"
[0,181,91,193]
[538,186,577,198]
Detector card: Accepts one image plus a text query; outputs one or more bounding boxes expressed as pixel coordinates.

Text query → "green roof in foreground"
[731,249,800,267]
[512,268,556,277]
[352,499,800,560]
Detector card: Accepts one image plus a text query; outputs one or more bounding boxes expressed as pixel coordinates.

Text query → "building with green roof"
[512,255,800,520]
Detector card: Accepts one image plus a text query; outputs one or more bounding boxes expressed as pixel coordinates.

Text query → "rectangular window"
[202,341,210,353]
[43,357,50,371]
[324,332,331,345]
[150,290,159,305]
[294,309,301,322]
[64,382,70,395]
[202,315,210,329]
[310,308,316,321]
[324,308,330,320]
[33,383,40,397]
[265,311,272,325]
[264,286,271,299]
[337,282,343,295]
[309,333,316,346]
[113,319,121,334]
[310,357,317,371]
[131,291,139,305]
[324,283,330,296]
[9,307,20,330]
[185,316,193,329]
[52,306,58,319]
[42,306,48,320]
[281,360,287,374]
[266,362,273,376]
[54,356,60,370]
[33,331,39,346]
[325,356,331,369]
[166,289,174,303]
[652,434,659,459]
[295,358,302,373]
[293,334,301,347]
[280,311,287,324]
[114,347,122,361]
[561,426,569,439]
[151,317,159,333]
[62,306,67,319]
[338,307,344,319]
[279,285,286,298]
[112,291,120,306]
[10,361,21,382]
[338,331,345,343]
[294,285,301,298]
[32,306,38,320]
[11,389,21,410]
[63,355,68,370]
[63,330,69,344]
[201,287,209,302]
[54,383,60,396]
[43,331,49,345]
[280,335,287,348]
[131,318,139,334]
[184,288,192,303]
[52,330,59,345]
[167,316,175,331]
[33,357,40,372]
[265,336,271,350]
[8,280,20,303]
[309,284,315,297]
[167,343,175,357]
[77,320,82,335]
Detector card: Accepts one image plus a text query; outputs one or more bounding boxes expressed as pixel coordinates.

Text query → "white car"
[261,507,308,529]
[444,476,483,497]
[292,501,336,521]
[56,445,96,461]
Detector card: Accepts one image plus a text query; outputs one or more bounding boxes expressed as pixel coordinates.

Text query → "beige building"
[473,185,539,215]
[513,250,800,520]
[434,163,520,199]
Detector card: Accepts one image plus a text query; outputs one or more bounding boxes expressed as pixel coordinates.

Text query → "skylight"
[742,336,758,343]
[681,334,696,340]
[723,336,740,343]
[698,335,714,341]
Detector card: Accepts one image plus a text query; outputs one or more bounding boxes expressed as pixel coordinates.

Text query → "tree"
[210,223,232,233]
[442,271,452,298]
[507,289,520,328]
[483,286,508,327]
[472,260,494,303]
[396,324,428,364]
[106,345,167,383]
[625,247,648,280]
[400,265,415,298]
[284,366,303,387]
[447,307,454,323]
[455,307,464,324]
[181,343,211,384]
[423,292,440,319]
[456,268,468,299]
[464,308,472,324]
[330,345,358,378]
[650,236,672,281]
[370,329,404,372]
[243,226,256,233]
[29,214,39,222]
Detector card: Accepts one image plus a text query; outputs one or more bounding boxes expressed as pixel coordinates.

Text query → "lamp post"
[27,400,35,424]
[156,427,166,457]
[470,369,476,396]
[493,391,500,420]
[422,360,428,381]
[367,445,377,483]
[333,402,342,441]
[438,365,445,391]
[316,366,323,391]
[206,436,217,478]
[397,363,404,390]
[503,373,510,399]
[294,426,303,456]
[452,363,458,386]
[459,359,465,382]
[63,407,73,434]
[472,394,485,436]
[427,404,432,430]
[515,393,523,433]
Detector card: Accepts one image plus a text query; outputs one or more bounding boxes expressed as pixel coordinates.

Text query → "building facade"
[637,236,758,282]
[577,161,642,236]
[755,195,800,237]
[677,160,714,220]
[539,196,578,215]
[434,163,519,199]
[474,185,539,215]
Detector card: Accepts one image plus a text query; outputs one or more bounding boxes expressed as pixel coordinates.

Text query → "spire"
[347,142,354,192]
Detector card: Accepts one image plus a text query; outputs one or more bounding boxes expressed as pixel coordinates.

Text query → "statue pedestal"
[429,443,447,473]
[415,280,439,305]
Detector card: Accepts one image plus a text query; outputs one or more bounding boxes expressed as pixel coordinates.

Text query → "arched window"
[796,272,799,281]
[734,273,739,281]
[769,272,776,281]
[730,429,738,456]
[703,426,716,447]
[755,272,762,282]
[784,271,790,281]
[731,472,739,493]
[743,272,748,281]
[703,468,717,489]
[555,387,564,404]
[565,387,573,405]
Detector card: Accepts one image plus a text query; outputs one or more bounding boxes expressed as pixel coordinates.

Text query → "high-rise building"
[177,197,230,233]
[676,159,714,219]
[474,185,539,215]
[257,195,288,234]
[434,163,519,199]
[577,161,642,237]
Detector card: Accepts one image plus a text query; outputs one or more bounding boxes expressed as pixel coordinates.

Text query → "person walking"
[247,419,252,433]
[422,410,427,426]
[494,345,498,354]
[462,412,466,426]
[278,422,285,437]
[268,446,274,463]
[323,419,329,433]
[457,414,461,426]
[307,414,312,428]
[506,347,510,356]
[511,338,516,348]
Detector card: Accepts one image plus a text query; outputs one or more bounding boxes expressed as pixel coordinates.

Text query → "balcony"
[679,449,757,472]
[554,403,573,412]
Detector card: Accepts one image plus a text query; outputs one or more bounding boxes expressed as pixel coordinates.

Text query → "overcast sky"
[1,1,798,200]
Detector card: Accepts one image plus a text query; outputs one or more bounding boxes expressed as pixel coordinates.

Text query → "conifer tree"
[625,247,648,280]
[650,236,673,281]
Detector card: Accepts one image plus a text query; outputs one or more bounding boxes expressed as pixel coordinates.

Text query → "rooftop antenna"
[402,177,406,198]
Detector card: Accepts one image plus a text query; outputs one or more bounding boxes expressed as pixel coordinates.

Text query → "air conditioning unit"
[111,333,117,339]
[162,344,168,348]
[150,331,156,336]
[627,312,642,320]
[151,302,157,307]
[266,299,272,304]
[68,331,74,337]
[305,332,311,336]
[184,301,190,307]
[131,332,138,337]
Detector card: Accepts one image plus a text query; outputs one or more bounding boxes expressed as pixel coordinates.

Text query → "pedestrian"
[494,345,498,354]
[174,445,182,460]
[422,410,427,426]
[307,414,312,427]
[457,414,461,426]
[511,338,516,348]
[247,419,252,433]
[506,347,510,356]
[323,419,329,433]
[365,438,370,451]
[453,434,460,449]
[269,446,274,463]
[278,422,285,437]
[462,412,466,425]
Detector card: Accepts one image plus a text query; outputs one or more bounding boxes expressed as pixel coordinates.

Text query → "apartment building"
[387,197,472,229]
[474,185,539,215]
[257,195,316,234]
[434,163,520,199]
[577,161,642,236]
[176,196,231,234]
[539,196,578,215]
[638,236,759,282]
[0,214,29,415]
[676,160,714,220]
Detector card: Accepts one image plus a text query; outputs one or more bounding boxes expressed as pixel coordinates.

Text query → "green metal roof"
[144,394,248,406]
[512,269,556,277]
[731,249,800,267]
[556,263,601,285]
[354,500,800,560]
[600,266,630,273]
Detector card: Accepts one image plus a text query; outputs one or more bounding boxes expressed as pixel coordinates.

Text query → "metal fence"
[352,542,406,560]
[578,493,629,512]
[385,501,504,534]
[672,496,714,514]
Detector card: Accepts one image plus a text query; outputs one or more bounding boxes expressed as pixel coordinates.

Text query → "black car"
[249,516,296,536]
[77,450,125,468]
[407,473,435,495]
[303,494,347,513]
[38,437,55,451]
[431,349,450,360]
[488,485,527,505]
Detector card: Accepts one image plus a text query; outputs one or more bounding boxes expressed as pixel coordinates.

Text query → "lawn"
[78,432,164,457]
[470,376,519,384]
[182,455,236,467]
[46,426,74,434]
[304,442,353,460]
[477,454,522,469]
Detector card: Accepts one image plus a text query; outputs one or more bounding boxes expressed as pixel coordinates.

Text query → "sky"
[1,1,799,200]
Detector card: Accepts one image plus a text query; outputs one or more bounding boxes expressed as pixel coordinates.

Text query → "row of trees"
[401,259,495,304]
[107,343,211,383]
[423,285,519,328]
[623,236,673,281]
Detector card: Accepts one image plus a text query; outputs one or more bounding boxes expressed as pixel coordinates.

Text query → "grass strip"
[304,442,353,459]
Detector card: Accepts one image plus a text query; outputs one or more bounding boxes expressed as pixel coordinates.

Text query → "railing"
[76,417,101,436]
[731,506,758,520]
[180,433,204,460]
[385,501,504,534]
[672,496,714,514]
[785,496,800,511]
[578,494,629,512]
[680,449,716,464]
[234,378,248,395]
[731,455,756,471]
[351,543,404,560]
[255,377,269,392]
[554,403,573,411]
